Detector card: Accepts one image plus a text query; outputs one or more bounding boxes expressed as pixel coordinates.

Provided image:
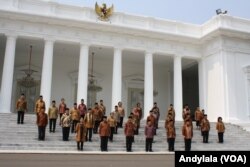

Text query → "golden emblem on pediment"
[95,2,114,21]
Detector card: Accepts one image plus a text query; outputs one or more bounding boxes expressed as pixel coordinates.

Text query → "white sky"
[54,0,250,24]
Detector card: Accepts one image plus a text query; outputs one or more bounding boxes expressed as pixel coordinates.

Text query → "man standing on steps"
[93,102,103,134]
[151,102,160,129]
[216,116,225,143]
[182,120,193,151]
[58,98,67,123]
[16,93,27,124]
[113,105,120,134]
[48,100,58,133]
[99,99,106,116]
[195,107,203,129]
[70,103,80,133]
[36,107,48,141]
[78,99,87,119]
[166,119,176,152]
[147,110,156,136]
[118,101,125,128]
[35,95,46,114]
[124,116,136,152]
[144,120,155,152]
[99,116,110,151]
[75,118,87,151]
[167,104,175,123]
[107,112,116,142]
[61,108,71,141]
[133,102,142,135]
[84,108,94,142]
[201,114,210,143]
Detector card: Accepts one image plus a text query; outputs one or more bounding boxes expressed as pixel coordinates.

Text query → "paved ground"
[0,153,174,167]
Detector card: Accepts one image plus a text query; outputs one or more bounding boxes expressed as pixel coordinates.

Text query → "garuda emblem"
[95,2,114,21]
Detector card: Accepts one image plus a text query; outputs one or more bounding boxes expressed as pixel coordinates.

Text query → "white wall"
[225,51,250,122]
[203,52,226,122]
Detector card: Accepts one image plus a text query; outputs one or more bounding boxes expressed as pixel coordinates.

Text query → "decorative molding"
[0,0,250,61]
[0,0,250,43]
[0,17,203,58]
[124,74,144,89]
[243,65,250,77]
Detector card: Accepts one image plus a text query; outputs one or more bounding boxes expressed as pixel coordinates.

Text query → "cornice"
[1,0,250,59]
[1,0,250,44]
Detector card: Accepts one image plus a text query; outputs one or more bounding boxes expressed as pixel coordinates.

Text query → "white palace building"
[1,0,250,122]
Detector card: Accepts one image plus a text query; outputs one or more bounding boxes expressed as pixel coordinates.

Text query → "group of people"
[16,94,225,152]
[164,104,226,152]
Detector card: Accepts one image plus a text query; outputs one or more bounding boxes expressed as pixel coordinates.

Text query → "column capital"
[43,37,56,43]
[79,41,90,47]
[5,33,17,39]
[113,46,124,51]
[144,50,154,55]
[173,55,183,59]
[197,57,204,62]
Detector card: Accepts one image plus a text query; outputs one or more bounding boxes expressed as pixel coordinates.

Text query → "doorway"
[182,63,199,119]
[127,88,144,117]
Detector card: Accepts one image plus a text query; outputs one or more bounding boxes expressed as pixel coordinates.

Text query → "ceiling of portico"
[0,36,198,75]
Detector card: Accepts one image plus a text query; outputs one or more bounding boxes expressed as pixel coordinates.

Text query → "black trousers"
[218,132,224,143]
[62,127,70,141]
[196,121,200,127]
[115,125,119,134]
[203,131,209,143]
[17,111,25,124]
[119,117,124,127]
[77,142,83,150]
[168,138,175,151]
[71,120,78,133]
[94,120,100,133]
[49,119,57,132]
[184,139,191,151]
[126,136,133,151]
[80,114,85,119]
[86,128,93,141]
[59,113,63,124]
[145,138,153,151]
[38,126,46,140]
[135,127,139,135]
[109,127,115,141]
[100,136,108,151]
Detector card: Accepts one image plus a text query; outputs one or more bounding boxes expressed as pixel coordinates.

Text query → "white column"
[0,35,17,113]
[111,48,122,109]
[144,52,153,119]
[174,56,183,121]
[40,39,54,110]
[198,59,205,108]
[77,44,89,104]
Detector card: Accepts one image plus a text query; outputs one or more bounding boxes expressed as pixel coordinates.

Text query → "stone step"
[1,113,250,152]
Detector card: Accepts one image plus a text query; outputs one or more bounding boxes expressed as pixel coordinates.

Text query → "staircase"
[0,113,250,152]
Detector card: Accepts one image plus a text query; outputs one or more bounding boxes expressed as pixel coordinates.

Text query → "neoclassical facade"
[1,0,250,122]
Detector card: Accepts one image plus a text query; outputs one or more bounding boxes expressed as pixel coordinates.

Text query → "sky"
[54,0,250,25]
